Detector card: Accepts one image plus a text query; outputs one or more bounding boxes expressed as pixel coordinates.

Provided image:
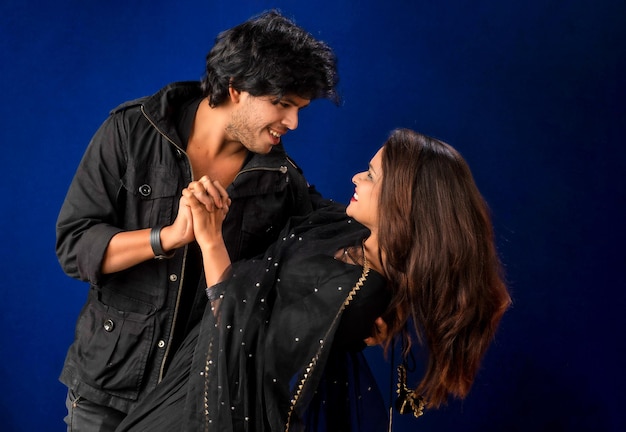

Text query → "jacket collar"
[112,81,204,149]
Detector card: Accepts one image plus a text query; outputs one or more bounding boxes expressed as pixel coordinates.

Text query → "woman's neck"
[363,234,384,275]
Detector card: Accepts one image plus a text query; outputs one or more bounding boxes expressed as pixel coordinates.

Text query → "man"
[56,10,339,431]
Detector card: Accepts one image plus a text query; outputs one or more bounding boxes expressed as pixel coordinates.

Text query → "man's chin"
[263,144,277,153]
[246,143,274,154]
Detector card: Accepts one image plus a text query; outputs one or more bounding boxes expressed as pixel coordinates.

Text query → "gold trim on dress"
[285,258,370,431]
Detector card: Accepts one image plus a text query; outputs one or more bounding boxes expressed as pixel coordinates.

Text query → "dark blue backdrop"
[1,1,624,431]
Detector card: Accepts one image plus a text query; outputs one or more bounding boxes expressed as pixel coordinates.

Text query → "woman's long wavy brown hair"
[377,129,511,407]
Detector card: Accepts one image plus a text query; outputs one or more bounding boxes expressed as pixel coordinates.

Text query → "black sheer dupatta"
[181,206,388,431]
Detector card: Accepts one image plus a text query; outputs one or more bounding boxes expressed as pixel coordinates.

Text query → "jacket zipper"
[232,165,288,183]
[141,106,192,383]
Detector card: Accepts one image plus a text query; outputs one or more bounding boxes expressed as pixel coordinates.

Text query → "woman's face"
[346,147,383,230]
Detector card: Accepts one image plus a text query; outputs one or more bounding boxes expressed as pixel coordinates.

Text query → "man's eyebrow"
[281,96,310,109]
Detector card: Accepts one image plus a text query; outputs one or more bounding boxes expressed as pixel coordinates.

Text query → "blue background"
[1,0,624,430]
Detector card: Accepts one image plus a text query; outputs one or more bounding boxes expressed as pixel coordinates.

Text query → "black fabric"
[116,207,391,432]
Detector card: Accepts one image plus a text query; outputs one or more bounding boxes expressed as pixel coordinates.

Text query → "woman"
[116,128,511,431]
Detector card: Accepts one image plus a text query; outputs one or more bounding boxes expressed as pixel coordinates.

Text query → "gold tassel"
[395,364,426,418]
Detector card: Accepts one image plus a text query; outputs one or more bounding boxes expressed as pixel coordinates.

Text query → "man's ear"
[228,83,241,103]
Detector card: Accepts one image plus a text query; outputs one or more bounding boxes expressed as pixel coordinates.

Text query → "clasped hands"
[172,176,231,250]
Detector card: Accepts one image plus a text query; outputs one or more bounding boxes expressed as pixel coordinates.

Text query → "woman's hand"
[364,317,388,346]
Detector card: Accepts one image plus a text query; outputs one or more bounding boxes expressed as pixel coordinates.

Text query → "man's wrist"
[150,225,175,259]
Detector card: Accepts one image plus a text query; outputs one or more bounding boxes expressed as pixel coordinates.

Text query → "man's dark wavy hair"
[201,10,340,107]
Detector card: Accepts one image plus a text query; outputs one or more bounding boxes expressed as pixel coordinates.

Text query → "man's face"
[226,92,310,154]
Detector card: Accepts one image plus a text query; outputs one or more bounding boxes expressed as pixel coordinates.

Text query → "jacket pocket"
[73,295,155,400]
[122,163,181,229]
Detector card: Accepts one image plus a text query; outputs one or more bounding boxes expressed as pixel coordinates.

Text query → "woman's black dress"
[116,207,391,432]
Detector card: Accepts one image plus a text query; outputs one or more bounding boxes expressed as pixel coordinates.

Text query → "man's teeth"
[269,129,281,138]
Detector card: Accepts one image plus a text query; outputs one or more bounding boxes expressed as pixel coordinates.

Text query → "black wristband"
[206,286,222,302]
[150,225,174,259]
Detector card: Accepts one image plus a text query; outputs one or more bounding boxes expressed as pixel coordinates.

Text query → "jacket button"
[169,274,178,282]
[157,340,166,348]
[138,184,152,196]
[103,319,115,332]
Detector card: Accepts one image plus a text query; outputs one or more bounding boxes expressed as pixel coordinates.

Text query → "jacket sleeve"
[284,154,342,212]
[55,112,128,284]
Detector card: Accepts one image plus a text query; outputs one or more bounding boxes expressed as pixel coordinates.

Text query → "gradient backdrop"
[1,1,624,431]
